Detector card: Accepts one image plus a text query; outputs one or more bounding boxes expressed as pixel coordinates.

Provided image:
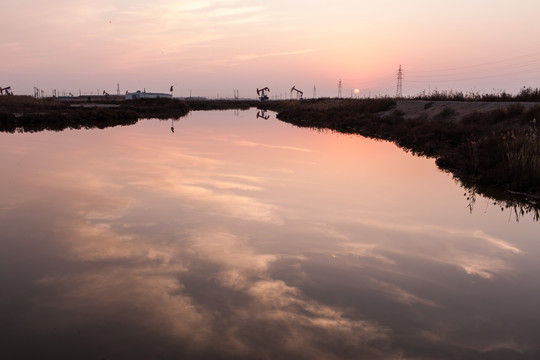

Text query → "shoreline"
[259,98,539,217]
[1,96,539,215]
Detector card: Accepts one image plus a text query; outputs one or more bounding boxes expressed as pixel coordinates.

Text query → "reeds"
[503,126,539,188]
[411,87,540,102]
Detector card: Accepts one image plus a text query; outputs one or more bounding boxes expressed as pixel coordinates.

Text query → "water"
[1,109,539,359]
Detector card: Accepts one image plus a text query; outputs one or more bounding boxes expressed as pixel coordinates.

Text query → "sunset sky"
[3,0,540,98]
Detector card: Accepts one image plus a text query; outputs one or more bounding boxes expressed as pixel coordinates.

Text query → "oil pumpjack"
[291,86,303,99]
[257,87,270,101]
[0,86,13,95]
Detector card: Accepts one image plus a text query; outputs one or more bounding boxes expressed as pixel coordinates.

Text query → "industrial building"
[125,90,172,100]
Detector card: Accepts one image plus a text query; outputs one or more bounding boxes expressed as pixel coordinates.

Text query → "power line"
[407,50,540,75]
[407,66,540,84]
[403,52,540,91]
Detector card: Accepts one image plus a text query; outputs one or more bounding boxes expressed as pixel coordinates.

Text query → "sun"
[354,89,360,94]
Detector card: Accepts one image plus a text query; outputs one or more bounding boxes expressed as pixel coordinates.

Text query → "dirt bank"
[395,100,539,121]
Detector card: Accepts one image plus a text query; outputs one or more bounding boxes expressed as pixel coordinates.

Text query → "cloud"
[473,230,521,254]
[233,49,314,62]
[233,139,312,152]
[370,279,442,308]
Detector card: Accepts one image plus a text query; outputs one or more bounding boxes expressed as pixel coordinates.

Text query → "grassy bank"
[260,98,540,216]
[2,95,539,216]
[0,96,260,133]
[0,96,190,132]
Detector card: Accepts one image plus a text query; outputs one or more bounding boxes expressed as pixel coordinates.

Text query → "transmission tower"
[396,64,403,98]
[313,85,316,99]
[117,83,120,96]
[338,79,342,98]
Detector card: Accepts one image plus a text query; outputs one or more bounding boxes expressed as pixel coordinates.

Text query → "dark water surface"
[1,109,539,359]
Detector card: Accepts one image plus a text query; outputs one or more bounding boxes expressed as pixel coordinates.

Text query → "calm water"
[1,109,539,359]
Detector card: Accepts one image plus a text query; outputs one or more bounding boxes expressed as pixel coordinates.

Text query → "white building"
[125,90,172,100]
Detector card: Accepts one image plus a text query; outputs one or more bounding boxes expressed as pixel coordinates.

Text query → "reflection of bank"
[257,110,270,120]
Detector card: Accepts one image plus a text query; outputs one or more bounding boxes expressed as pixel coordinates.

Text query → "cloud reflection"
[334,216,523,279]
[369,279,441,308]
[233,139,312,152]
[2,112,539,359]
[180,229,392,358]
[37,213,394,358]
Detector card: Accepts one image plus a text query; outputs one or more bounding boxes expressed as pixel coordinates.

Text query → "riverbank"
[0,96,263,133]
[260,98,539,216]
[0,96,189,132]
[1,95,539,215]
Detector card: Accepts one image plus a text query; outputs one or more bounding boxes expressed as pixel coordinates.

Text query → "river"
[1,109,539,359]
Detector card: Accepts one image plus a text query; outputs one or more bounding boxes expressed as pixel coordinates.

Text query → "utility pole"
[396,64,403,98]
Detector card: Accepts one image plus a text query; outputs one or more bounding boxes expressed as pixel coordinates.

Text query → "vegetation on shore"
[410,86,540,102]
[2,94,539,217]
[260,98,540,218]
[0,96,186,132]
[0,96,261,133]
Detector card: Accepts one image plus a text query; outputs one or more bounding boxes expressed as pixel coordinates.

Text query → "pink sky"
[2,0,540,98]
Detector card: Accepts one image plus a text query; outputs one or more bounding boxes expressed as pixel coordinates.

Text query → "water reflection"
[1,109,539,359]
[257,109,270,120]
[464,187,540,222]
[0,111,138,133]
[170,117,181,133]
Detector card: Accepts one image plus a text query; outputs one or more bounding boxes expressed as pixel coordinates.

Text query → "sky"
[2,0,540,99]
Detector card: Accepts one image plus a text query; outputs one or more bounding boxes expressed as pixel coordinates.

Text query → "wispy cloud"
[233,139,312,152]
[330,215,523,279]
[370,279,442,308]
[473,230,521,254]
[234,49,314,62]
